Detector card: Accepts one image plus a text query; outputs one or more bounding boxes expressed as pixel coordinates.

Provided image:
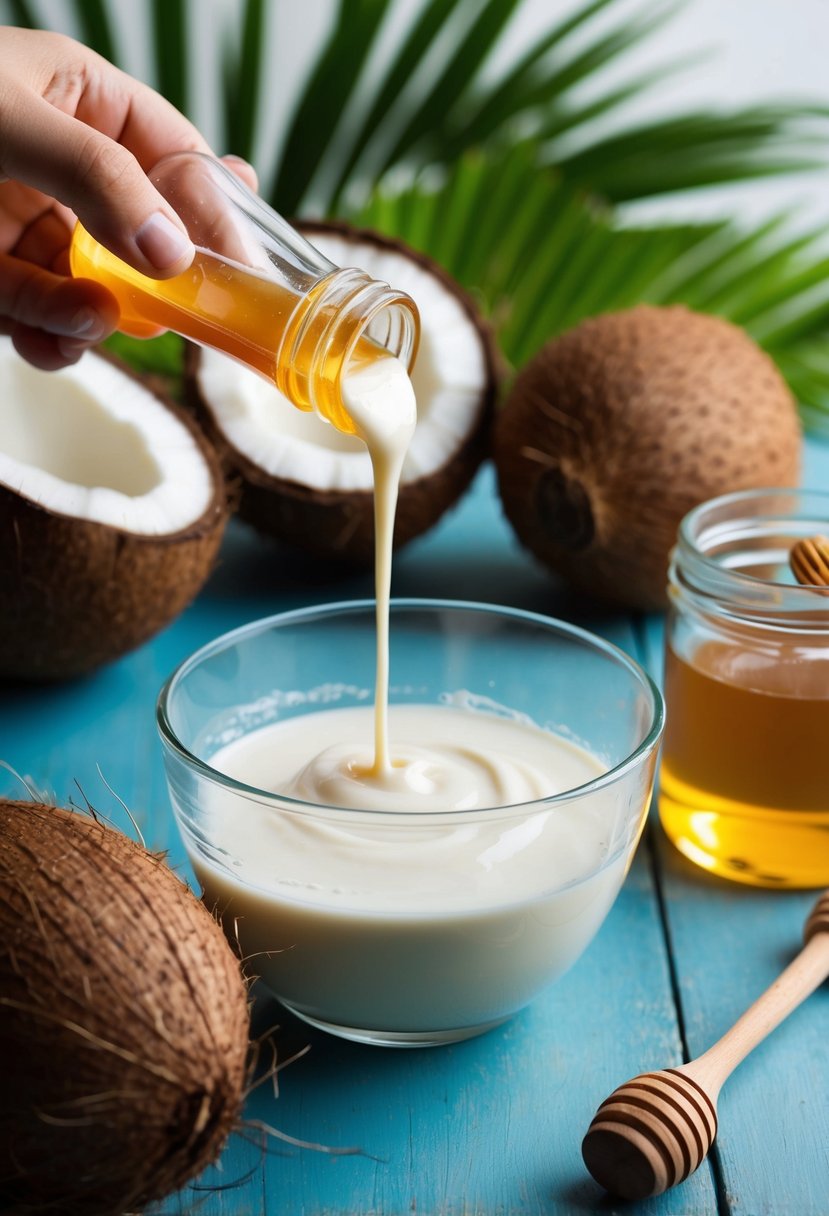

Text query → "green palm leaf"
[369,0,524,177]
[536,57,702,145]
[221,0,266,162]
[5,0,827,216]
[264,0,826,216]
[269,0,392,216]
[439,0,622,150]
[70,0,118,69]
[151,0,187,117]
[325,0,468,211]
[352,145,829,431]
[2,0,35,26]
[445,0,683,155]
[554,107,828,199]
[776,345,829,428]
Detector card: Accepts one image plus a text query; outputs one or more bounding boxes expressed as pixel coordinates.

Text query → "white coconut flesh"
[196,234,488,491]
[0,338,214,534]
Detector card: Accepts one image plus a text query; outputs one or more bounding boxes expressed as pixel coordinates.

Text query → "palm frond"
[325,0,468,212]
[439,0,622,151]
[775,344,829,428]
[537,55,704,145]
[7,0,828,220]
[70,0,119,68]
[267,0,827,216]
[221,0,266,161]
[444,0,683,156]
[151,0,187,118]
[370,0,525,178]
[352,145,829,431]
[1,0,36,26]
[553,107,829,200]
[269,0,393,216]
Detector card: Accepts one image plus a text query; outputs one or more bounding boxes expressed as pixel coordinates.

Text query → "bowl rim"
[156,597,665,818]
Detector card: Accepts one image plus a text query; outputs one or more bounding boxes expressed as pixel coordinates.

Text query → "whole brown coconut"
[494,306,801,610]
[0,799,250,1215]
[187,222,499,564]
[0,345,227,681]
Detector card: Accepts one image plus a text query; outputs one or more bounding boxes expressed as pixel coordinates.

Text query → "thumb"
[7,93,196,278]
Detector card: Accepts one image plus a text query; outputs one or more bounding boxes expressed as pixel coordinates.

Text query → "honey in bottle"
[70,152,419,435]
[660,489,829,888]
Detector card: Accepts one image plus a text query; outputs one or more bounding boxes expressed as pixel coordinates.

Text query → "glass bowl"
[157,600,663,1047]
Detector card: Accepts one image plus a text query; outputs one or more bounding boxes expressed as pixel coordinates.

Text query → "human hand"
[0,27,254,370]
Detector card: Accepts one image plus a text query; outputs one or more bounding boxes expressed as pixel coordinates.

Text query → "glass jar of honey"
[660,488,829,888]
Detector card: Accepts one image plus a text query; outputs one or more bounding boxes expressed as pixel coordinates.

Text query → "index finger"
[71,63,214,169]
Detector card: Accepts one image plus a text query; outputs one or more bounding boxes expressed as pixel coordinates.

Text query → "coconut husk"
[0,798,250,1215]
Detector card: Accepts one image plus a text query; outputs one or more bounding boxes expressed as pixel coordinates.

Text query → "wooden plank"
[650,833,829,1216]
[641,433,829,1216]
[150,842,716,1216]
[0,467,715,1214]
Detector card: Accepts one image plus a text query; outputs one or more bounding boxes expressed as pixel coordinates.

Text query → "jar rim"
[672,486,829,627]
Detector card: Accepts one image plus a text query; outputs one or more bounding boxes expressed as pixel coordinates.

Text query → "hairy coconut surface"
[0,342,227,680]
[187,222,499,563]
[0,799,250,1216]
[494,306,802,611]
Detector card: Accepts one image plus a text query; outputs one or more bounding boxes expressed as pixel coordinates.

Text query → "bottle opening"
[279,268,420,434]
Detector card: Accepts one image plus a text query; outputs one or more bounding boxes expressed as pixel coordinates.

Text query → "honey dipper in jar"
[790,535,829,589]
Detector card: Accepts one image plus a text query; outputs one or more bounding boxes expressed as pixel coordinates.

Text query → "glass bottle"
[660,487,829,888]
[70,152,420,435]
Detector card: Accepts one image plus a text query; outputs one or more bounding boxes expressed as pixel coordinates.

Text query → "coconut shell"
[0,354,227,681]
[494,305,802,610]
[186,222,500,563]
[0,799,250,1216]
[189,342,492,562]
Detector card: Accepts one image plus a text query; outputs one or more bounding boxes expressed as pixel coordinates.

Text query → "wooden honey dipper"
[789,534,829,589]
[582,889,829,1200]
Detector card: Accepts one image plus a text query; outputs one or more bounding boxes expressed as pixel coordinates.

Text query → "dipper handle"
[582,890,829,1201]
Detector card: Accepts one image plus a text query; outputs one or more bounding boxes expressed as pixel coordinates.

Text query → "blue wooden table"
[2,440,828,1216]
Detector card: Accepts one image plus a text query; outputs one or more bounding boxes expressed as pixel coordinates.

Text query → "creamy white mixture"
[189,355,626,1039]
[194,705,625,1036]
[340,356,416,776]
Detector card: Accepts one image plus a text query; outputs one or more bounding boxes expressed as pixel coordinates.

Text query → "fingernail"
[135,212,193,272]
[222,155,258,189]
[67,306,107,339]
[47,305,107,340]
[57,337,91,362]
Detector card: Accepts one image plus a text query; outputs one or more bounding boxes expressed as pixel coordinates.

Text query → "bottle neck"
[275,268,420,434]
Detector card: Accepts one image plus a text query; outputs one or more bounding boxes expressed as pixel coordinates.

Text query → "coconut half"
[0,339,227,679]
[187,223,499,562]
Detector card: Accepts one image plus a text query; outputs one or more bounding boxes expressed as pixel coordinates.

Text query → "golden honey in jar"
[659,488,829,888]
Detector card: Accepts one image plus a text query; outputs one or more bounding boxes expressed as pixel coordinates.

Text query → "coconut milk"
[194,704,624,1038]
[191,356,621,1040]
[339,355,416,774]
